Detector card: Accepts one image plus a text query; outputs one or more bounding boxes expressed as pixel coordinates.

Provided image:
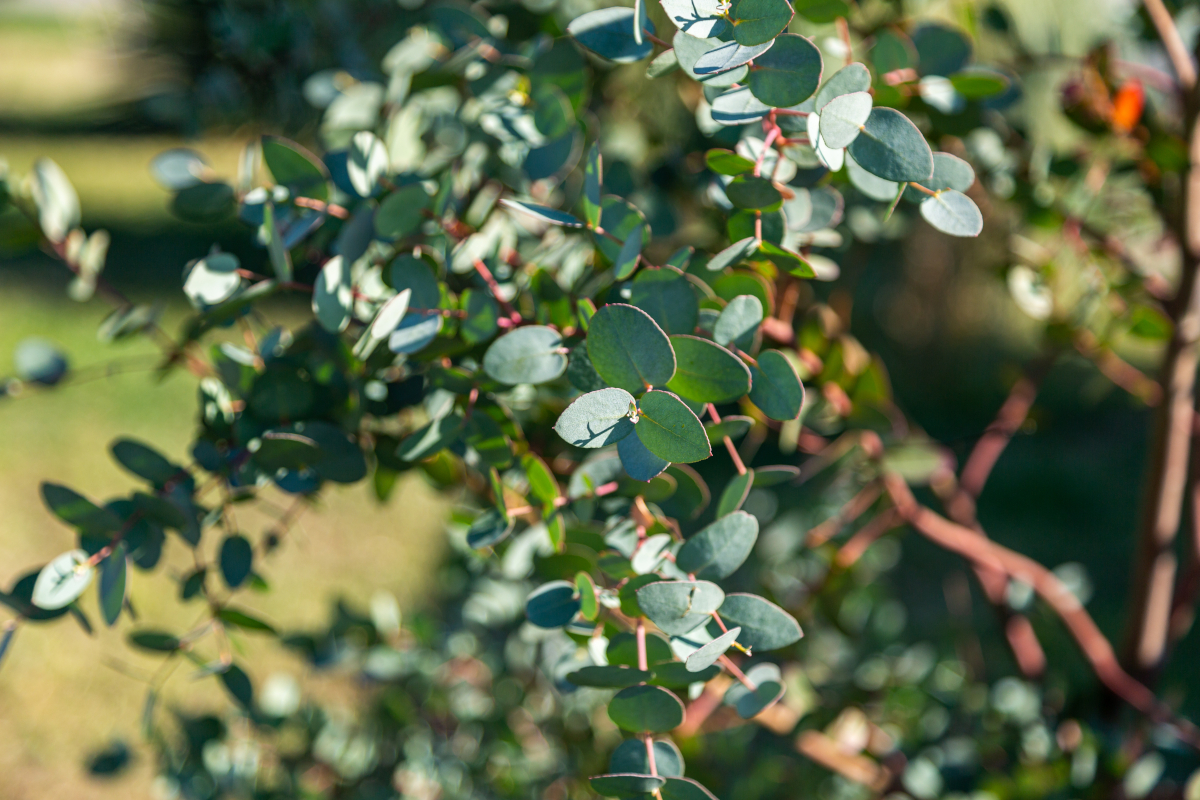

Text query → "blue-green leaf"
[631,269,699,335]
[676,510,758,579]
[920,190,983,237]
[567,665,653,687]
[665,335,751,404]
[685,626,742,671]
[636,390,712,463]
[526,580,581,628]
[661,0,730,38]
[587,304,676,392]
[714,294,763,349]
[716,593,802,651]
[637,580,725,636]
[747,34,822,108]
[818,91,872,148]
[814,62,871,108]
[921,152,976,192]
[694,39,773,76]
[716,469,754,515]
[483,326,568,385]
[568,8,655,63]
[219,534,253,589]
[31,550,94,610]
[619,433,671,481]
[555,388,637,448]
[710,86,771,126]
[749,350,804,420]
[590,775,666,797]
[730,0,794,46]
[608,685,685,732]
[846,107,933,183]
[98,544,126,627]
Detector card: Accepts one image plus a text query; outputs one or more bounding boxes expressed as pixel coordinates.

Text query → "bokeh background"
[0,0,1179,798]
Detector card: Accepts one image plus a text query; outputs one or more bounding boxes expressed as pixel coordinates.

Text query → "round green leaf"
[819,91,872,148]
[261,135,329,201]
[676,510,759,579]
[619,433,671,481]
[847,153,900,201]
[500,198,585,228]
[610,738,685,776]
[31,550,94,610]
[716,469,754,516]
[725,177,782,211]
[730,0,795,46]
[483,326,568,385]
[635,390,712,463]
[631,269,699,335]
[675,33,749,88]
[526,580,581,628]
[685,626,742,671]
[590,774,666,797]
[912,23,971,77]
[693,39,772,76]
[920,190,983,237]
[651,660,720,686]
[949,67,1010,98]
[637,580,725,636]
[556,388,637,448]
[710,86,771,126]
[814,62,871,108]
[921,152,976,192]
[219,534,253,589]
[748,34,822,108]
[567,665,653,688]
[714,294,763,350]
[725,663,785,718]
[375,184,431,239]
[388,255,440,310]
[665,336,751,404]
[749,350,804,420]
[568,8,654,63]
[846,107,934,183]
[717,593,803,651]
[661,0,729,38]
[607,684,685,732]
[587,304,676,392]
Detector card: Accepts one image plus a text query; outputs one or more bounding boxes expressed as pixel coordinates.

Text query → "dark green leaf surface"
[525,580,581,628]
[555,388,636,448]
[587,304,676,392]
[219,534,253,589]
[665,336,751,404]
[847,107,934,182]
[261,135,329,201]
[610,738,685,776]
[749,350,804,420]
[567,8,655,63]
[730,0,794,46]
[483,326,567,385]
[607,685,685,732]
[637,580,725,636]
[631,269,699,335]
[590,774,666,797]
[619,433,671,481]
[717,593,803,651]
[747,34,822,108]
[676,511,759,579]
[635,390,711,463]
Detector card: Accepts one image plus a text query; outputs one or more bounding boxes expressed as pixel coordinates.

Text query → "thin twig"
[884,474,1200,750]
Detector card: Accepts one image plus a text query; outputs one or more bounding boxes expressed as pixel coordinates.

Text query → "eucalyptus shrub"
[4,0,1200,798]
